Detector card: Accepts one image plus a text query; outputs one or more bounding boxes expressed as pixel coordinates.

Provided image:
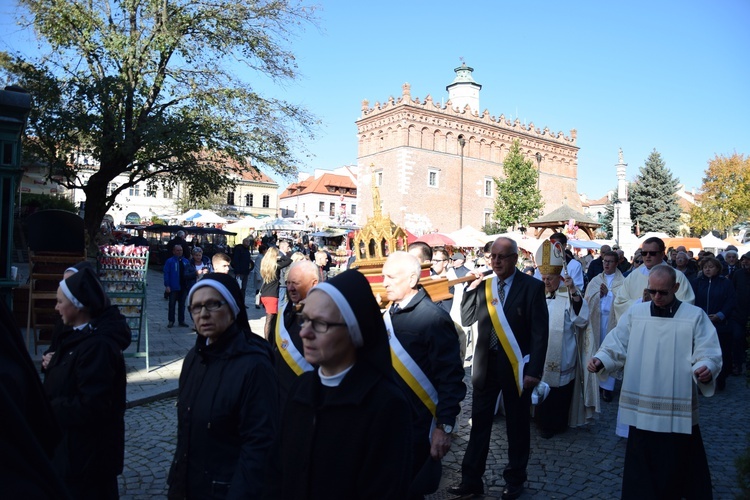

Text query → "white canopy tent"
[700,233,728,252]
[448,226,489,248]
[176,209,202,221]
[189,211,227,224]
[487,233,545,256]
[568,240,602,250]
[259,218,306,231]
[225,217,263,244]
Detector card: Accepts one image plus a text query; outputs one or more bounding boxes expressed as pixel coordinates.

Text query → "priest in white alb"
[612,237,694,327]
[588,264,721,499]
[583,250,624,404]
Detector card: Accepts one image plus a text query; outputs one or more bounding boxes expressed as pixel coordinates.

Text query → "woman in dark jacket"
[168,273,278,499]
[690,256,737,390]
[264,269,412,499]
[43,267,131,499]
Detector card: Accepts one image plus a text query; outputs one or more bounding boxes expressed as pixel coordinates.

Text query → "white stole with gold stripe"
[485,276,528,395]
[383,310,438,419]
[275,312,314,375]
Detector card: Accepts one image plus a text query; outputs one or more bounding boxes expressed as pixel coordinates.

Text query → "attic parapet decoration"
[353,172,408,264]
[359,82,577,145]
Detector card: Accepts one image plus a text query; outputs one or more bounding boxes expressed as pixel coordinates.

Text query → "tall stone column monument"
[614,149,637,252]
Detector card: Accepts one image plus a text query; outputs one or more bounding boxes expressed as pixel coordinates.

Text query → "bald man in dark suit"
[449,237,548,499]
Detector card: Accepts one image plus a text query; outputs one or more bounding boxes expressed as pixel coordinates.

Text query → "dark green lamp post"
[0,86,31,308]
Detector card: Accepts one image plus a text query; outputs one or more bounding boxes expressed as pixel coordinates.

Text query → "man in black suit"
[449,237,548,499]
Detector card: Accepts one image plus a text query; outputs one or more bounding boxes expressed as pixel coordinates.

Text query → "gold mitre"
[536,240,564,275]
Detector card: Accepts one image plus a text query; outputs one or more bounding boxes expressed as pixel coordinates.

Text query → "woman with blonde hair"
[260,246,292,342]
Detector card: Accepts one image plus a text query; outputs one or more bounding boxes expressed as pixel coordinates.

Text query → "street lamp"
[535,152,542,190]
[458,135,466,228]
[613,199,621,245]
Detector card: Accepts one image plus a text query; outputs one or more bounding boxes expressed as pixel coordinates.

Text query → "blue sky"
[2,0,748,200]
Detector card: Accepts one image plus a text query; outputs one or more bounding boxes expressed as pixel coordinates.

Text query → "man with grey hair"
[272,259,320,407]
[382,251,465,498]
[167,229,190,256]
[589,264,721,498]
[450,237,548,499]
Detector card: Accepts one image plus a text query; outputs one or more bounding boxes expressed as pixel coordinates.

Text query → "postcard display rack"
[98,245,150,369]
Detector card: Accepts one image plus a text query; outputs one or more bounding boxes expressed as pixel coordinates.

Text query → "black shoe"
[447,482,483,497]
[601,389,613,403]
[167,322,174,328]
[502,483,524,500]
[538,428,555,439]
[179,322,189,327]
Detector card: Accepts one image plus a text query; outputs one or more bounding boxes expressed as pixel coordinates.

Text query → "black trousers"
[460,350,532,488]
[622,425,712,499]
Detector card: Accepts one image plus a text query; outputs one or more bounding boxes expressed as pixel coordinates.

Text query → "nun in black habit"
[264,269,413,499]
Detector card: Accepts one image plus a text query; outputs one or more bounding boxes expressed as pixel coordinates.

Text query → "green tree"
[1,0,318,248]
[628,149,681,235]
[492,140,543,231]
[689,153,750,235]
[596,191,617,239]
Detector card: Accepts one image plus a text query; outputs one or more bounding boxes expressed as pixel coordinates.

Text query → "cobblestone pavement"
[118,369,749,499]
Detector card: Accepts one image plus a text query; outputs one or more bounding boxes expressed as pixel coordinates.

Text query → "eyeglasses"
[189,300,227,315]
[646,289,671,296]
[296,313,347,334]
[635,260,643,264]
[602,260,617,264]
[641,251,662,257]
[431,259,447,263]
[491,253,517,261]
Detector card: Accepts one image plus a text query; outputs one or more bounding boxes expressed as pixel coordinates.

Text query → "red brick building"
[355,63,580,234]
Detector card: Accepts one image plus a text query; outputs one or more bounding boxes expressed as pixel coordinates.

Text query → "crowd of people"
[6,228,748,499]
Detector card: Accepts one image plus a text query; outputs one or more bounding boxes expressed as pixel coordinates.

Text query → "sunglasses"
[641,251,662,257]
[646,289,671,296]
[635,260,643,264]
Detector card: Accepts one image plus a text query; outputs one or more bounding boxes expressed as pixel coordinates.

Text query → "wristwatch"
[570,290,580,297]
[437,423,454,434]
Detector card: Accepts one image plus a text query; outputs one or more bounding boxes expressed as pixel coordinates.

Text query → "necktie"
[390,303,400,316]
[489,280,505,350]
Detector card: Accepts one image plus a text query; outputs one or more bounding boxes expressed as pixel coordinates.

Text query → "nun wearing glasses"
[264,269,412,499]
[168,273,278,499]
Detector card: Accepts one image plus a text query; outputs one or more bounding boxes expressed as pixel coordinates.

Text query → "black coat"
[0,298,70,499]
[732,268,750,327]
[271,301,307,409]
[390,287,466,432]
[265,361,412,499]
[690,274,737,335]
[43,305,131,497]
[260,253,293,298]
[231,244,252,275]
[586,257,603,282]
[461,269,549,389]
[168,325,278,500]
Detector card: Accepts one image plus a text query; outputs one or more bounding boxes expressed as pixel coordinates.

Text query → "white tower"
[446,62,481,113]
